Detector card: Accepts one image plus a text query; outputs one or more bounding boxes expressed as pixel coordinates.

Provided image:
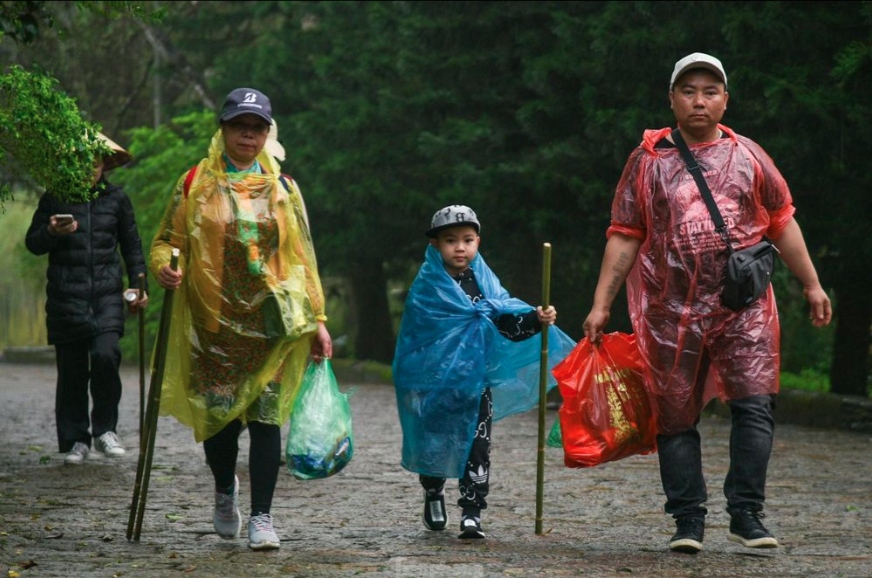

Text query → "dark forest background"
[1,1,869,396]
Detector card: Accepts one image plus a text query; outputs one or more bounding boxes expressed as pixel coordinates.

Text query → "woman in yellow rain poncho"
[150,88,332,551]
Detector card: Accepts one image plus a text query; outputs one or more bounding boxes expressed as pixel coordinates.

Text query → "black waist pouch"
[722,240,778,311]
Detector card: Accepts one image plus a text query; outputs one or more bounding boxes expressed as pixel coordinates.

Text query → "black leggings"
[203,419,281,516]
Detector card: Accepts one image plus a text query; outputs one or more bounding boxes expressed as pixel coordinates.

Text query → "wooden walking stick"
[138,272,146,448]
[127,249,179,542]
[535,242,551,535]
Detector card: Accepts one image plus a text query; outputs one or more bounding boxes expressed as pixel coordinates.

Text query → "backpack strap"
[182,165,198,198]
[278,173,291,192]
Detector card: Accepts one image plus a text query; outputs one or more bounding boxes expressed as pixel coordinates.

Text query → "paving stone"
[1,362,871,577]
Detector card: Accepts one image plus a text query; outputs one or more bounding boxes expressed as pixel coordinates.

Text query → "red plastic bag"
[551,332,657,468]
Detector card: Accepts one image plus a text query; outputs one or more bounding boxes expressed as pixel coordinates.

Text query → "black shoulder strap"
[278,174,291,192]
[671,129,732,249]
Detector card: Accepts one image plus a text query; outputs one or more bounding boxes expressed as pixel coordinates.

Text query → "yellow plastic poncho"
[149,130,326,442]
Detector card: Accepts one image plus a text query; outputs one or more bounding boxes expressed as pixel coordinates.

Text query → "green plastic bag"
[286,359,354,480]
[547,418,562,448]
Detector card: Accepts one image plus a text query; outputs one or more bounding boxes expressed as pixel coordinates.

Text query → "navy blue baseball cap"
[220,87,272,124]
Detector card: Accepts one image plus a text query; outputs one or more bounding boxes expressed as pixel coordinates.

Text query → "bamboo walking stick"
[127,249,179,542]
[138,272,146,448]
[535,242,551,535]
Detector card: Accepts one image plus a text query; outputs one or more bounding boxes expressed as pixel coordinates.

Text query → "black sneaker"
[669,515,705,554]
[728,508,778,548]
[458,511,485,540]
[422,489,447,531]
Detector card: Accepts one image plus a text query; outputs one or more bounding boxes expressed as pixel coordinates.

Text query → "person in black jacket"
[25,133,149,465]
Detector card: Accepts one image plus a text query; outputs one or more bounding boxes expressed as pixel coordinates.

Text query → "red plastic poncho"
[608,125,794,434]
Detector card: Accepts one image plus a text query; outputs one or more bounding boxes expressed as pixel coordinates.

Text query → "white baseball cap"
[670,52,727,89]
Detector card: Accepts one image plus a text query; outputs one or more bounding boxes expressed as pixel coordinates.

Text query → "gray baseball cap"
[426,205,481,238]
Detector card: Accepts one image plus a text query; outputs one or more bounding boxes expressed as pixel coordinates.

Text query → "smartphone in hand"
[54,214,75,226]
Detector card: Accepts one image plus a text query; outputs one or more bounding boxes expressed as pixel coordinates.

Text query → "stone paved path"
[1,361,871,577]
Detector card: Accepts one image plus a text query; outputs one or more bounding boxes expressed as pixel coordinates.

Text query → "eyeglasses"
[225,120,269,135]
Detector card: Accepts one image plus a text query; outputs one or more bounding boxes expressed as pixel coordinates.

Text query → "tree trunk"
[829,278,872,397]
[348,259,396,364]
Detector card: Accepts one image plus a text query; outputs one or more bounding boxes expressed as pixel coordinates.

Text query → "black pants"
[657,394,776,519]
[203,419,281,517]
[54,332,122,453]
[420,387,493,512]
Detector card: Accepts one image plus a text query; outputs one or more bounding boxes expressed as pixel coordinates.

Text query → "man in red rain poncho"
[582,53,832,555]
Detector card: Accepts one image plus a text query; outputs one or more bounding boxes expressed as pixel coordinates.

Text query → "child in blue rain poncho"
[392,205,576,540]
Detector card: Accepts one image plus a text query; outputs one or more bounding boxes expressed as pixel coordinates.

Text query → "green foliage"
[0,1,164,45]
[775,266,834,376]
[72,1,166,24]
[0,65,110,208]
[1,1,868,387]
[0,1,53,44]
[0,194,47,349]
[780,368,831,395]
[110,110,216,360]
[0,192,42,284]
[111,110,216,245]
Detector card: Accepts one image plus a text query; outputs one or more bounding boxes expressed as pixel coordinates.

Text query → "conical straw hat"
[97,132,132,171]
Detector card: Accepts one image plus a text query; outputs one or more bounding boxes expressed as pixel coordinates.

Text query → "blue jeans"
[657,394,776,519]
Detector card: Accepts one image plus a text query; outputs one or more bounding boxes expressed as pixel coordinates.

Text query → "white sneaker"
[64,442,89,465]
[248,513,280,550]
[213,475,241,539]
[94,432,126,457]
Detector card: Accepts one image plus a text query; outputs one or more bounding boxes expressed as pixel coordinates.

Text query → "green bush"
[0,65,110,208]
[780,368,831,394]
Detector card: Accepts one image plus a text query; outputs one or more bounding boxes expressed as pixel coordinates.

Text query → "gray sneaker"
[248,513,280,550]
[213,475,241,539]
[64,442,89,465]
[94,432,126,457]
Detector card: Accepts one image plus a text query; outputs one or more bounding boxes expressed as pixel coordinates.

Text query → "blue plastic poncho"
[393,245,576,478]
